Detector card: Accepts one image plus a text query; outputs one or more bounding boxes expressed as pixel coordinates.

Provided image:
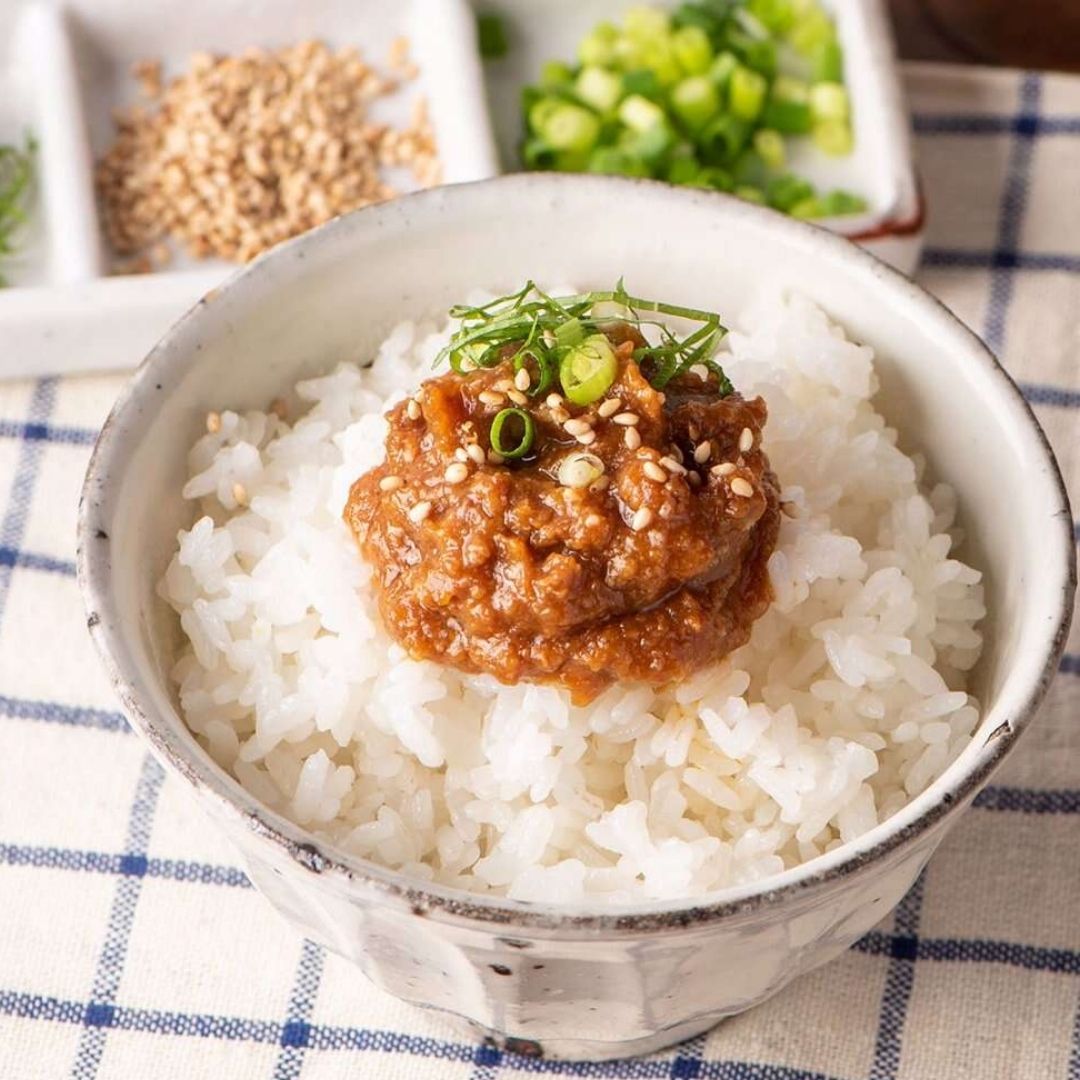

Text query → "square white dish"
[479,0,923,269]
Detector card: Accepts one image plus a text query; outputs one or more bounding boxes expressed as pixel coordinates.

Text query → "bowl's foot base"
[454,1012,726,1062]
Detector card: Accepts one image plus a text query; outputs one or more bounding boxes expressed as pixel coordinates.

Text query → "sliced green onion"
[672,25,713,75]
[767,172,815,212]
[812,39,844,83]
[513,347,556,397]
[539,103,602,152]
[620,121,674,164]
[708,51,739,89]
[729,66,768,122]
[812,118,853,156]
[490,408,536,459]
[554,317,585,348]
[671,75,719,132]
[699,114,750,164]
[638,38,681,87]
[695,165,734,192]
[560,334,618,405]
[624,5,670,41]
[540,60,574,87]
[735,184,767,205]
[773,75,810,103]
[579,22,620,67]
[618,93,666,133]
[760,98,811,134]
[810,82,849,123]
[589,145,651,177]
[528,97,563,135]
[789,6,835,57]
[666,154,701,185]
[621,68,663,101]
[752,127,785,169]
[576,65,624,113]
[819,189,867,216]
[789,195,825,219]
[747,0,796,35]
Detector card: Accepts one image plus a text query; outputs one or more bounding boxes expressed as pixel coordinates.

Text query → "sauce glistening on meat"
[344,326,780,703]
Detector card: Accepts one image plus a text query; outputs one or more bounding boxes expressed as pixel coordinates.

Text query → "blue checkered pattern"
[2,63,1080,1078]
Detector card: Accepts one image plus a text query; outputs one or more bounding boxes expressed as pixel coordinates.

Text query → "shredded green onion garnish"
[513,347,555,397]
[490,407,536,459]
[0,134,36,288]
[560,334,618,405]
[437,280,733,395]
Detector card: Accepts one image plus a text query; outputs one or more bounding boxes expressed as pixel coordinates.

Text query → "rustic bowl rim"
[77,174,1076,935]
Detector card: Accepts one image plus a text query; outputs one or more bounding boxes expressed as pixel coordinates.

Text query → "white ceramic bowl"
[78,175,1075,1061]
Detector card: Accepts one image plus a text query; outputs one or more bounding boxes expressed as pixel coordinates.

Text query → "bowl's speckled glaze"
[77,175,1075,1060]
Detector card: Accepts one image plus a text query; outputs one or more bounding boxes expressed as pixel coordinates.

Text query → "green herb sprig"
[0,134,36,287]
[436,280,733,396]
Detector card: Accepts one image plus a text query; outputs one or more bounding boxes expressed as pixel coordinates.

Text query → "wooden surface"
[889,0,1080,71]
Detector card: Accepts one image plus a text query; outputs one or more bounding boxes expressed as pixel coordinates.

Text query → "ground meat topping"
[345,326,780,704]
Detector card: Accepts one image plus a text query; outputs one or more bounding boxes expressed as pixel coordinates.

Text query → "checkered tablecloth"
[2,62,1079,1080]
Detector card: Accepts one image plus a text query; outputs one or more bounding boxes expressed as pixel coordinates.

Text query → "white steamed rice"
[159,289,985,904]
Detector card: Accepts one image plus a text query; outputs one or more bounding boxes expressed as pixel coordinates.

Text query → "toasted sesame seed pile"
[96,39,441,270]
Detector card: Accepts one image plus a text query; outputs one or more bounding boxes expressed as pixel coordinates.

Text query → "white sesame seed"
[564,418,592,437]
[624,427,642,450]
[514,367,531,392]
[232,481,249,506]
[460,358,477,373]
[660,456,686,475]
[731,478,754,497]
[612,412,639,426]
[546,392,564,409]
[693,441,712,464]
[487,451,505,465]
[781,501,800,518]
[494,378,514,393]
[589,476,610,492]
[739,427,754,453]
[688,422,700,441]
[576,430,597,446]
[584,513,604,528]
[552,407,570,425]
[689,363,709,380]
[406,398,421,420]
[478,390,505,407]
[558,452,604,489]
[671,444,684,463]
[542,329,556,348]
[643,461,667,482]
[466,443,486,465]
[379,475,403,492]
[631,507,654,532]
[206,411,221,434]
[507,389,528,406]
[597,398,622,418]
[444,462,468,484]
[454,447,468,462]
[711,462,736,477]
[408,500,432,522]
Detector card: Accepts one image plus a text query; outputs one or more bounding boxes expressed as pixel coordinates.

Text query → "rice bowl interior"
[158,286,986,905]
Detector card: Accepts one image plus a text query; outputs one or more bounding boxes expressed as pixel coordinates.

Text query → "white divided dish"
[0,0,921,377]
[0,0,499,376]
